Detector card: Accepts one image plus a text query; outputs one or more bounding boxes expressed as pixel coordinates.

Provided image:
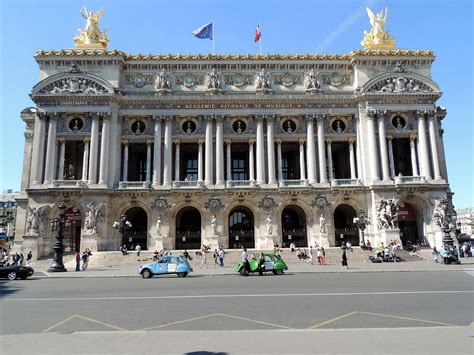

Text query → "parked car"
[139,255,193,278]
[0,263,34,280]
[236,252,288,276]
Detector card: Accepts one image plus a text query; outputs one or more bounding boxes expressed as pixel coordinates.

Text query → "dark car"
[0,264,34,280]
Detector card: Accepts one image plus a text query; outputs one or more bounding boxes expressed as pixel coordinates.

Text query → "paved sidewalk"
[31,256,474,278]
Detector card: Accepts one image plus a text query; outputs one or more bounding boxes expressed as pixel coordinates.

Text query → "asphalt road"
[1,271,473,336]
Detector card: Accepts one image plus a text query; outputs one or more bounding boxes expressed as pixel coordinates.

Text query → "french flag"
[255,25,261,43]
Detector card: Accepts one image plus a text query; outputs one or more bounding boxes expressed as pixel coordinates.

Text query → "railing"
[394,176,427,184]
[173,180,204,188]
[53,180,86,188]
[331,179,362,187]
[176,231,201,250]
[226,180,257,188]
[279,179,308,187]
[118,181,151,189]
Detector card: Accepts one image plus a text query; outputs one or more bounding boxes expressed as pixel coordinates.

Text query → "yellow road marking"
[140,313,221,331]
[307,311,359,329]
[42,314,127,333]
[215,313,293,329]
[42,314,78,333]
[357,311,456,327]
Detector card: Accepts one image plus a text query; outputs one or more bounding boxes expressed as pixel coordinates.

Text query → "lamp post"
[0,206,14,249]
[441,211,455,247]
[48,202,71,272]
[353,209,370,246]
[113,213,132,248]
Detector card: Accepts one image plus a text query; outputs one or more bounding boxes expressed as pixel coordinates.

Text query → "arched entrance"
[282,205,307,247]
[176,207,201,249]
[63,207,82,252]
[123,207,148,250]
[228,207,254,249]
[398,202,419,248]
[334,204,358,247]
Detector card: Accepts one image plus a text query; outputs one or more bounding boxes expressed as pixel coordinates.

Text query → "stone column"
[215,116,225,186]
[299,139,306,180]
[57,138,66,180]
[387,136,396,178]
[409,135,419,176]
[349,138,356,179]
[31,113,47,185]
[122,141,129,181]
[195,139,202,183]
[146,140,152,183]
[98,114,110,185]
[266,115,277,185]
[317,115,327,183]
[327,140,334,180]
[377,111,390,181]
[88,114,100,184]
[152,116,162,187]
[305,115,317,184]
[174,140,180,181]
[428,113,442,180]
[249,139,255,182]
[256,116,265,184]
[366,110,380,182]
[276,139,283,182]
[82,139,90,181]
[204,116,214,186]
[226,140,232,182]
[162,116,173,187]
[416,111,431,179]
[43,114,58,185]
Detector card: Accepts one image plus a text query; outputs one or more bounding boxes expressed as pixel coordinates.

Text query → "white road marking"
[2,290,473,302]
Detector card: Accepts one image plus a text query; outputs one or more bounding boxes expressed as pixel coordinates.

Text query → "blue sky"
[0,0,472,208]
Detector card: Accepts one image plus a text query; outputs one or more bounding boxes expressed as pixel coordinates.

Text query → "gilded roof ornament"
[361,7,395,49]
[74,7,109,49]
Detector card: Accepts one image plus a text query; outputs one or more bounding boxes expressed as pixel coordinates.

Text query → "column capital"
[173,139,180,146]
[146,140,153,146]
[83,137,90,144]
[415,110,427,119]
[275,138,282,145]
[225,139,232,145]
[366,110,377,120]
[122,140,129,146]
[326,139,332,145]
[305,113,316,122]
[316,113,326,121]
[48,113,60,121]
[409,134,417,142]
[348,137,356,144]
[298,138,306,145]
[100,112,111,120]
[376,110,387,118]
[248,138,255,145]
[265,114,275,122]
[198,139,205,145]
[214,115,225,123]
[152,115,162,122]
[37,111,48,121]
[386,135,393,141]
[156,114,174,122]
[204,114,218,121]
[58,138,66,143]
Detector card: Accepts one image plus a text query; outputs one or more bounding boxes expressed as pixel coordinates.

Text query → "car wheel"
[273,269,284,275]
[177,272,188,278]
[141,269,152,279]
[7,271,17,280]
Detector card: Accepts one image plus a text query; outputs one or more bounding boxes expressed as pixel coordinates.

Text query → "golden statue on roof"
[74,7,109,49]
[361,7,395,49]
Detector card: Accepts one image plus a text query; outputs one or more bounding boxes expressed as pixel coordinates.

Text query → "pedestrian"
[321,247,327,265]
[432,247,439,263]
[341,249,348,270]
[19,253,25,266]
[241,248,250,276]
[200,246,208,268]
[218,246,225,267]
[346,241,353,252]
[316,247,322,265]
[81,251,89,271]
[213,249,219,267]
[306,245,314,265]
[135,243,141,260]
[26,250,33,266]
[183,249,192,261]
[75,251,81,271]
[258,252,265,276]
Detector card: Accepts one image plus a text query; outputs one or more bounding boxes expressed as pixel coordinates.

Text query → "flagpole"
[259,23,262,55]
[212,20,215,55]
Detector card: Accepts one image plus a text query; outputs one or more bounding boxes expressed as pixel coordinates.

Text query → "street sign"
[0,232,7,240]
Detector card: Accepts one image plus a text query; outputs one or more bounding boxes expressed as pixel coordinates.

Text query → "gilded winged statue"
[361,7,395,49]
[74,7,109,48]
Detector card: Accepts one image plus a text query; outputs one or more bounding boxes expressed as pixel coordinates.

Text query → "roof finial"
[361,7,395,49]
[74,7,109,49]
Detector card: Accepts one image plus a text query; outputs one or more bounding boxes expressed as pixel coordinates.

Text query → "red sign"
[398,203,416,221]
[64,207,82,226]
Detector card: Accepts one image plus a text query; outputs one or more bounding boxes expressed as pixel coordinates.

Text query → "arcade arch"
[228,207,255,249]
[176,207,201,250]
[281,205,307,247]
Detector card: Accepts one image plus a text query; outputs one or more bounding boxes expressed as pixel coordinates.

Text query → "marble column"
[266,115,277,185]
[226,140,232,182]
[82,139,90,181]
[88,114,100,184]
[256,116,265,184]
[276,139,283,182]
[249,139,255,182]
[43,114,58,185]
[122,141,129,181]
[317,115,327,183]
[31,114,47,185]
[162,116,173,187]
[152,116,162,187]
[146,140,152,183]
[174,140,180,181]
[98,114,110,185]
[428,114,442,180]
[387,136,395,178]
[299,139,306,180]
[377,112,390,181]
[327,140,334,180]
[409,135,419,176]
[305,115,317,184]
[57,138,66,180]
[204,116,214,186]
[198,139,204,182]
[215,116,225,186]
[349,139,356,179]
[366,111,380,182]
[416,111,431,179]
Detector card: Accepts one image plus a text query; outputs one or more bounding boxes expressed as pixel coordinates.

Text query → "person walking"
[341,249,348,270]
[26,251,33,267]
[81,251,89,271]
[200,246,208,268]
[135,243,141,261]
[213,249,219,267]
[75,251,81,271]
[241,248,250,276]
[258,252,265,276]
[321,247,327,265]
[306,245,314,265]
[218,246,225,267]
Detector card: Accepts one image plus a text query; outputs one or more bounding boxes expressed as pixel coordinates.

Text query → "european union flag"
[191,23,213,40]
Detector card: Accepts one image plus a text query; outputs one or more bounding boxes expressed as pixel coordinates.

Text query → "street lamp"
[48,202,71,272]
[353,209,370,246]
[441,211,455,247]
[113,213,132,248]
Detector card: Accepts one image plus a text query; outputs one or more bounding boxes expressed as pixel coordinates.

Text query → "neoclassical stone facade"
[14,47,453,259]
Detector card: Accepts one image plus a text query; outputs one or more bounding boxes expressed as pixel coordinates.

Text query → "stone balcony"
[172,180,204,189]
[278,179,309,188]
[118,181,151,189]
[331,179,363,187]
[225,180,257,188]
[52,180,87,188]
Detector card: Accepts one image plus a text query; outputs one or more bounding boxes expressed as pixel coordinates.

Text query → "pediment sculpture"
[205,68,222,94]
[368,76,433,93]
[154,69,172,94]
[39,77,109,95]
[255,69,272,94]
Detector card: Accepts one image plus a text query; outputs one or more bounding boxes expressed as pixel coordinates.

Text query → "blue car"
[139,255,193,278]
